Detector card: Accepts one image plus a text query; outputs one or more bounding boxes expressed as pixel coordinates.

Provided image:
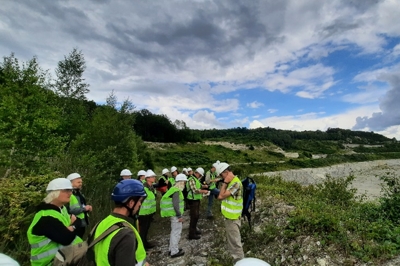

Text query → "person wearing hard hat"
[156,168,169,195]
[93,179,149,266]
[187,167,193,178]
[27,178,83,266]
[66,173,93,238]
[216,162,245,263]
[234,258,271,266]
[204,161,222,219]
[186,167,209,240]
[138,169,157,250]
[120,169,133,180]
[168,166,178,189]
[137,170,147,183]
[161,173,187,258]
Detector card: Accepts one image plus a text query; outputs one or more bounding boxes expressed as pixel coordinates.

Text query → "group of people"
[26,161,247,265]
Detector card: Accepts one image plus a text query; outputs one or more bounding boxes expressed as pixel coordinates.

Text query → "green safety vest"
[186,177,203,200]
[94,215,146,266]
[139,187,156,215]
[206,170,218,190]
[168,177,176,188]
[61,205,70,221]
[221,176,243,220]
[69,194,85,219]
[27,208,83,266]
[160,187,184,217]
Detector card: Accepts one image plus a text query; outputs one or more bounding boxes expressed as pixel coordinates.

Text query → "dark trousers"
[188,200,200,237]
[75,226,86,239]
[138,214,153,246]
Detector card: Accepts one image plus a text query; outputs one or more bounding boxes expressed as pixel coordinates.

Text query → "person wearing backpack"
[66,173,92,238]
[27,178,83,266]
[216,162,245,263]
[93,179,149,266]
[161,174,187,258]
[138,169,157,250]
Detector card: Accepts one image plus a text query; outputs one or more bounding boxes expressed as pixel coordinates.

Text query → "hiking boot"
[144,241,156,249]
[188,235,201,240]
[170,250,185,258]
[206,215,214,220]
[196,229,202,235]
[168,248,183,256]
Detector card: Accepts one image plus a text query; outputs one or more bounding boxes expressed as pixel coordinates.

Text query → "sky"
[1,0,400,139]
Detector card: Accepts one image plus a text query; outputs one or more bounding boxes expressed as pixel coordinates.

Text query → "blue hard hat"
[111,179,146,203]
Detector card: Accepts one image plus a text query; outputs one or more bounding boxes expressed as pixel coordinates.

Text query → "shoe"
[207,215,214,220]
[170,250,185,258]
[196,229,202,235]
[168,248,183,255]
[144,241,156,249]
[188,235,201,240]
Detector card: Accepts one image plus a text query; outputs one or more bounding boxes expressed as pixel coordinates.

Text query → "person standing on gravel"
[216,162,245,263]
[161,174,187,258]
[204,161,221,219]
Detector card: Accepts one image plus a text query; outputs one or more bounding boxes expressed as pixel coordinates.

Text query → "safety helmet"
[137,170,147,176]
[120,169,132,176]
[162,168,169,175]
[0,253,19,266]
[182,168,188,174]
[212,160,220,168]
[195,167,204,176]
[66,173,81,181]
[46,178,73,192]
[187,167,192,172]
[171,166,177,173]
[111,179,146,203]
[175,173,188,182]
[215,162,230,176]
[145,169,156,178]
[234,258,271,266]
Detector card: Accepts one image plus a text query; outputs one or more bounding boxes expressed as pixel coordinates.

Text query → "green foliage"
[0,54,66,174]
[315,175,357,206]
[379,173,400,224]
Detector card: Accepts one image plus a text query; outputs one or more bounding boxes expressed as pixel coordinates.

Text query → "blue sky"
[1,0,400,139]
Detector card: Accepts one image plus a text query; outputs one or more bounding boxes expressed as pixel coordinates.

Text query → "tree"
[0,54,65,175]
[54,48,89,100]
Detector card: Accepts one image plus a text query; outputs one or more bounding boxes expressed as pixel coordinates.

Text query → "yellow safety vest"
[221,176,243,220]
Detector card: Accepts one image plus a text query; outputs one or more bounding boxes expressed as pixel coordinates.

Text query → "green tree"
[0,54,65,175]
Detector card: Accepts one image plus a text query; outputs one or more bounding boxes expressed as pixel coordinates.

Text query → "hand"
[178,217,183,223]
[85,205,92,212]
[70,214,77,225]
[144,262,150,266]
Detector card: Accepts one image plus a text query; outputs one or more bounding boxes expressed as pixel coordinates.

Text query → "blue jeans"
[207,188,220,216]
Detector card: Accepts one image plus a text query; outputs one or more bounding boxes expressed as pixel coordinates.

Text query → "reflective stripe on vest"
[94,215,146,266]
[160,187,184,217]
[207,170,217,190]
[186,177,202,200]
[27,208,83,266]
[69,194,85,219]
[221,176,243,220]
[139,187,156,215]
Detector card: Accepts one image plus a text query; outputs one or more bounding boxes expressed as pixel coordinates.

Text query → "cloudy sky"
[1,0,400,139]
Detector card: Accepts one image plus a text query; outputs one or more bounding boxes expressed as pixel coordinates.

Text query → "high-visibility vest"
[160,187,184,217]
[186,177,202,200]
[27,208,83,266]
[221,176,243,220]
[206,170,218,190]
[69,194,85,219]
[61,205,71,221]
[168,177,176,188]
[139,187,156,215]
[94,215,146,266]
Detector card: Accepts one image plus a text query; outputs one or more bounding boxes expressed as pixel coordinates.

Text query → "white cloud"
[247,101,264,108]
[267,109,278,114]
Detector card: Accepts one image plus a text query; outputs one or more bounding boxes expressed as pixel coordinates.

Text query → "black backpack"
[241,177,256,228]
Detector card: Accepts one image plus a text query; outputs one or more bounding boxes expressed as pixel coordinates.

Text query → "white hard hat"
[215,162,230,176]
[182,168,188,173]
[195,167,204,176]
[212,160,220,168]
[46,178,73,192]
[175,173,188,182]
[120,169,132,176]
[137,170,147,176]
[187,167,192,172]
[145,169,156,178]
[162,168,169,175]
[234,258,271,266]
[171,166,177,173]
[66,173,81,181]
[0,253,19,266]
